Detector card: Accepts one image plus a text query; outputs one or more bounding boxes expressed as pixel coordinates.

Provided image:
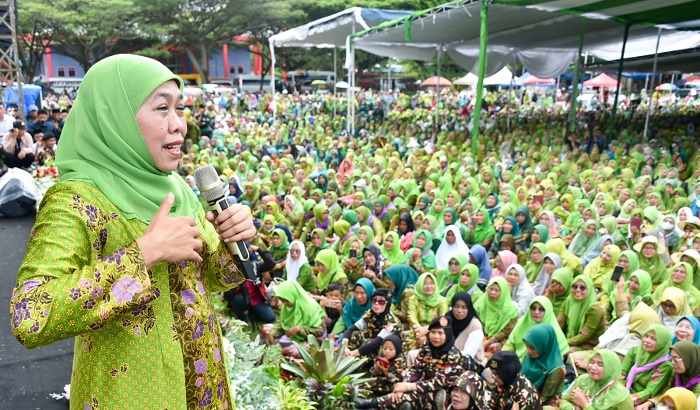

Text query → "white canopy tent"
[268,7,411,120]
[482,67,514,86]
[348,0,700,141]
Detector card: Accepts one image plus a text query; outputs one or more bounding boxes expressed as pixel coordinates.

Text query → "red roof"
[583,73,618,89]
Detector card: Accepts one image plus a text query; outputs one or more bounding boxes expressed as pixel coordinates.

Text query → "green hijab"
[472,207,496,245]
[269,228,290,260]
[445,263,483,303]
[358,226,375,247]
[414,272,446,308]
[549,267,574,314]
[437,254,468,292]
[274,280,325,335]
[56,54,200,223]
[413,229,436,269]
[382,231,407,265]
[636,324,673,365]
[653,262,700,307]
[561,275,597,338]
[507,296,569,360]
[315,249,346,291]
[525,243,547,283]
[566,349,631,410]
[474,277,519,337]
[568,219,600,257]
[532,224,550,244]
[615,269,653,313]
[619,250,640,277]
[521,323,565,390]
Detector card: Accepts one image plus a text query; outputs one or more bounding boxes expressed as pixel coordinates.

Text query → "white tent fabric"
[447,45,577,77]
[454,73,477,86]
[352,2,695,67]
[268,7,412,118]
[269,7,412,49]
[483,67,514,86]
[589,29,700,61]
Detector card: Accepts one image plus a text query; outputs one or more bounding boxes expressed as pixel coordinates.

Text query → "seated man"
[1,120,34,168]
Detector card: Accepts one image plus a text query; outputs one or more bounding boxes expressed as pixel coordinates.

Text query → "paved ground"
[0,216,72,409]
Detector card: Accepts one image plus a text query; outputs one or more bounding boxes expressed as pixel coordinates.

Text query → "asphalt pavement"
[0,216,72,409]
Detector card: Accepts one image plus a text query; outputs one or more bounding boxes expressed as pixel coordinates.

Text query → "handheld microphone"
[194,166,255,279]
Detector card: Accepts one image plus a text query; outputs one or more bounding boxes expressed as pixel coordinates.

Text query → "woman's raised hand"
[137,193,203,268]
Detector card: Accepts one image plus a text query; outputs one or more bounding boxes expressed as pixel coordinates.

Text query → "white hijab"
[285,240,308,282]
[435,225,470,270]
[506,263,535,316]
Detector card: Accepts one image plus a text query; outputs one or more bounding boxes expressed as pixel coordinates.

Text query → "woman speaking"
[9,54,255,409]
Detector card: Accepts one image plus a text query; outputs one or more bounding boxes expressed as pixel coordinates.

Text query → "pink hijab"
[492,250,518,277]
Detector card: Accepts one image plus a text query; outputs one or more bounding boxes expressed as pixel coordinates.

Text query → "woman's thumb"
[155,193,175,219]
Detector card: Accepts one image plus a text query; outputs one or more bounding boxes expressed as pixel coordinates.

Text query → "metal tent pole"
[643,28,662,140]
[471,0,489,158]
[568,33,584,133]
[613,24,630,115]
[269,39,276,120]
[333,47,337,119]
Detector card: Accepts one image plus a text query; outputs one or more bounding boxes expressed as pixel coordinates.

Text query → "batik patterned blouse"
[9,181,245,410]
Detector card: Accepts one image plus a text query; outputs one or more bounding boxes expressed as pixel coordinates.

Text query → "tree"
[18,0,156,74]
[139,0,306,84]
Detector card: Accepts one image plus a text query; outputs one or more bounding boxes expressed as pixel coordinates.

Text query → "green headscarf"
[444,263,483,303]
[506,296,569,360]
[564,349,632,410]
[653,262,700,308]
[619,250,640,277]
[474,277,519,337]
[333,220,351,239]
[384,264,419,305]
[471,207,496,245]
[561,275,597,338]
[315,249,346,291]
[568,219,600,257]
[636,236,667,285]
[358,226,375,247]
[532,224,550,244]
[56,54,200,223]
[636,324,673,365]
[273,280,325,336]
[611,269,653,316]
[414,272,445,308]
[550,267,574,294]
[381,231,407,265]
[269,228,290,260]
[525,243,547,283]
[521,323,565,390]
[412,229,436,269]
[437,254,467,291]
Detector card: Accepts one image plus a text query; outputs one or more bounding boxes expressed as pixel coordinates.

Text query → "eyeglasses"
[372,298,387,306]
[571,284,587,291]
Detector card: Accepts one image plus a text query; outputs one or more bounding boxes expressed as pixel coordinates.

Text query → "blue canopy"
[3,84,43,115]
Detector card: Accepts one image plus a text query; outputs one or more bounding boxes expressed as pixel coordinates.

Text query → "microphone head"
[194,165,227,203]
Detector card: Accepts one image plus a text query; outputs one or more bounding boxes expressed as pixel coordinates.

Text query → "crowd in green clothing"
[178,88,700,409]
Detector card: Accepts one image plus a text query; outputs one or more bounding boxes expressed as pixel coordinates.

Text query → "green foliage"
[222,318,318,409]
[277,382,316,410]
[222,319,282,410]
[18,0,155,71]
[281,336,373,409]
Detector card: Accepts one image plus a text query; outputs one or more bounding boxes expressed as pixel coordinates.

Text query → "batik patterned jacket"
[9,181,245,410]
